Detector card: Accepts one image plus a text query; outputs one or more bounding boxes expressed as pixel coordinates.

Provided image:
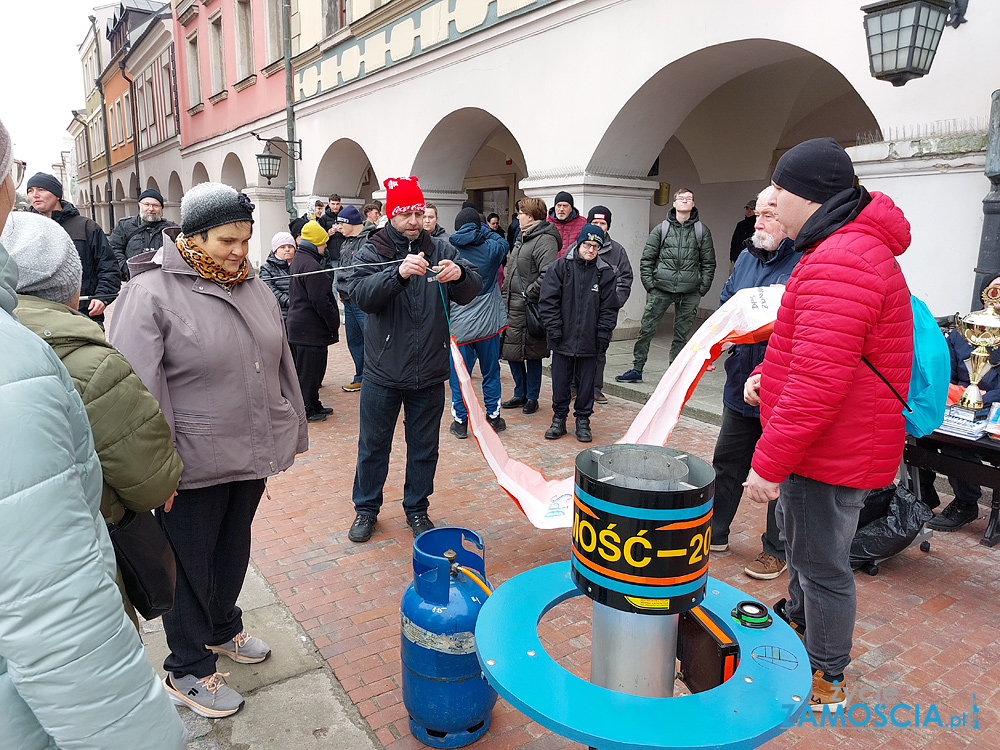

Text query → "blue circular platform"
[475,562,810,750]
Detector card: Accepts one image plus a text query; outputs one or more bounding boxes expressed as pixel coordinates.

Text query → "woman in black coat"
[260,232,296,319]
[286,221,340,421]
[499,196,560,414]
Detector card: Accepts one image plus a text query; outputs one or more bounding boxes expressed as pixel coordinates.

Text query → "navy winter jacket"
[719,237,800,416]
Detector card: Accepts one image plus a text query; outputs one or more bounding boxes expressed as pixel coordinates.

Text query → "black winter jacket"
[337,223,375,300]
[33,201,120,321]
[564,234,633,309]
[260,251,292,319]
[500,220,560,362]
[286,241,340,347]
[109,215,178,279]
[344,225,481,389]
[538,248,618,357]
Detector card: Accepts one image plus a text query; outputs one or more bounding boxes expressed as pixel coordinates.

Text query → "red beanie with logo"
[383,176,425,218]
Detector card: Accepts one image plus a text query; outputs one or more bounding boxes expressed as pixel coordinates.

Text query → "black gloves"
[598,337,611,353]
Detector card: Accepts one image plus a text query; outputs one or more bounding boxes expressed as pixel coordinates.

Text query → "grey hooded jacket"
[108,227,309,489]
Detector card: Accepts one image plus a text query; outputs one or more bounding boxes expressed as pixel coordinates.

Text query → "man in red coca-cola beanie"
[341,176,483,543]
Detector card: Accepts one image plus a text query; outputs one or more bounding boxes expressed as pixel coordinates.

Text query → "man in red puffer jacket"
[741,138,913,713]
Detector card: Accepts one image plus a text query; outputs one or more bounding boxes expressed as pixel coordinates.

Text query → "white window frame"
[208,12,226,94]
[186,31,203,106]
[234,0,254,81]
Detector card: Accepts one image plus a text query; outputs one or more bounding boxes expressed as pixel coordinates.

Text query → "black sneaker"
[488,415,507,432]
[348,514,376,542]
[307,412,328,422]
[318,405,333,414]
[450,420,468,439]
[407,514,435,537]
[926,500,978,531]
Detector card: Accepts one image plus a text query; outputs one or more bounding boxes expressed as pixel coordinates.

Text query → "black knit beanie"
[554,191,574,208]
[772,137,855,205]
[455,207,482,231]
[26,172,63,199]
[138,188,165,206]
[587,205,612,228]
[181,182,255,235]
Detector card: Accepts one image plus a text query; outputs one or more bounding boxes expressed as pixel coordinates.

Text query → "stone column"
[244,186,289,268]
[519,174,657,335]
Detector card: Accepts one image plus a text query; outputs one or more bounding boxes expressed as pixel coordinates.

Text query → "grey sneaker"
[164,672,244,718]
[207,629,271,664]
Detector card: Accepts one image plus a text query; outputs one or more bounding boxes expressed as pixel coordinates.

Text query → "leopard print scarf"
[175,232,249,290]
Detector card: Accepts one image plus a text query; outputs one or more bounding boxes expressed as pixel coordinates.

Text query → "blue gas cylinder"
[400,527,497,747]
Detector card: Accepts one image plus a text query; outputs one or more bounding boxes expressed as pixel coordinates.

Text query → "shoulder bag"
[107,508,177,620]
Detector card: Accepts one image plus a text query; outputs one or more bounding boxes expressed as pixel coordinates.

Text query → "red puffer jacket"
[752,191,913,489]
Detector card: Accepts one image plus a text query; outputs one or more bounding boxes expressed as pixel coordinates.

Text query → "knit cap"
[772,137,855,205]
[138,188,165,206]
[455,207,482,232]
[554,191,574,208]
[587,205,612,228]
[337,205,363,225]
[271,231,295,252]
[383,176,425,218]
[576,223,606,247]
[1,212,82,304]
[299,220,328,246]
[0,117,12,193]
[26,172,63,199]
[181,182,255,236]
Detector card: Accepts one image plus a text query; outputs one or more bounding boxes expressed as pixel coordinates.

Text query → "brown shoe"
[744,552,787,580]
[810,671,847,712]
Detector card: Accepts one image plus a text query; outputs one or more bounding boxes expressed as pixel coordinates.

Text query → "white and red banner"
[450,285,785,529]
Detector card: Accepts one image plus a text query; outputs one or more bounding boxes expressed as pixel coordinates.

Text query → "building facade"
[77,0,999,323]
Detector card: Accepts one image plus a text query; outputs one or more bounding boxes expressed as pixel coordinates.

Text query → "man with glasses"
[27,171,119,323]
[617,187,716,382]
[708,186,799,581]
[109,188,178,280]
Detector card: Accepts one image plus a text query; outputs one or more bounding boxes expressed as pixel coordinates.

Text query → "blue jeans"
[776,474,869,676]
[508,359,543,400]
[343,299,366,383]
[449,334,502,421]
[352,380,444,518]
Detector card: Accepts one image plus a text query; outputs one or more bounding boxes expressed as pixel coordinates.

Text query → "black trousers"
[291,344,328,414]
[552,352,597,419]
[158,479,264,679]
[711,405,783,558]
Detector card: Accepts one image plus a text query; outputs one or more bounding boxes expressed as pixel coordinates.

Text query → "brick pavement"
[253,348,1000,750]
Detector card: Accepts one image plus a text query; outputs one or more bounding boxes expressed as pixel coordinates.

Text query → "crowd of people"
[4,104,992,738]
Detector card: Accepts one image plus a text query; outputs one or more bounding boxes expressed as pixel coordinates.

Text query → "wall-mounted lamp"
[861,0,966,86]
[250,131,302,185]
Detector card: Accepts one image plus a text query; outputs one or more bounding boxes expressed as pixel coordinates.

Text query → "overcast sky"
[4,2,96,190]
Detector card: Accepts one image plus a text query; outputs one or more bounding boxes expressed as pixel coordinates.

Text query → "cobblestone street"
[248,345,1000,750]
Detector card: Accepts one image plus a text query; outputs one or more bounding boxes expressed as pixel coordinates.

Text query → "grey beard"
[139,212,161,225]
[751,229,777,251]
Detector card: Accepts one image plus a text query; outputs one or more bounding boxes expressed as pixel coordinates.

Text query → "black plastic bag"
[850,485,934,569]
[856,485,895,531]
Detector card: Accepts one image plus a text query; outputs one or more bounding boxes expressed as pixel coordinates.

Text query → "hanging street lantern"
[861,0,954,86]
[255,143,282,185]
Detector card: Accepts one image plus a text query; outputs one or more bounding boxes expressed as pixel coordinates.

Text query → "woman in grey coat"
[500,196,560,414]
[109,183,308,719]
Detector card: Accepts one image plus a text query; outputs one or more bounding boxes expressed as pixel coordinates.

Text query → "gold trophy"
[955,285,1000,410]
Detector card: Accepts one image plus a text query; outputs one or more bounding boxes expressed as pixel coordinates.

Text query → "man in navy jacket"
[710,187,799,579]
